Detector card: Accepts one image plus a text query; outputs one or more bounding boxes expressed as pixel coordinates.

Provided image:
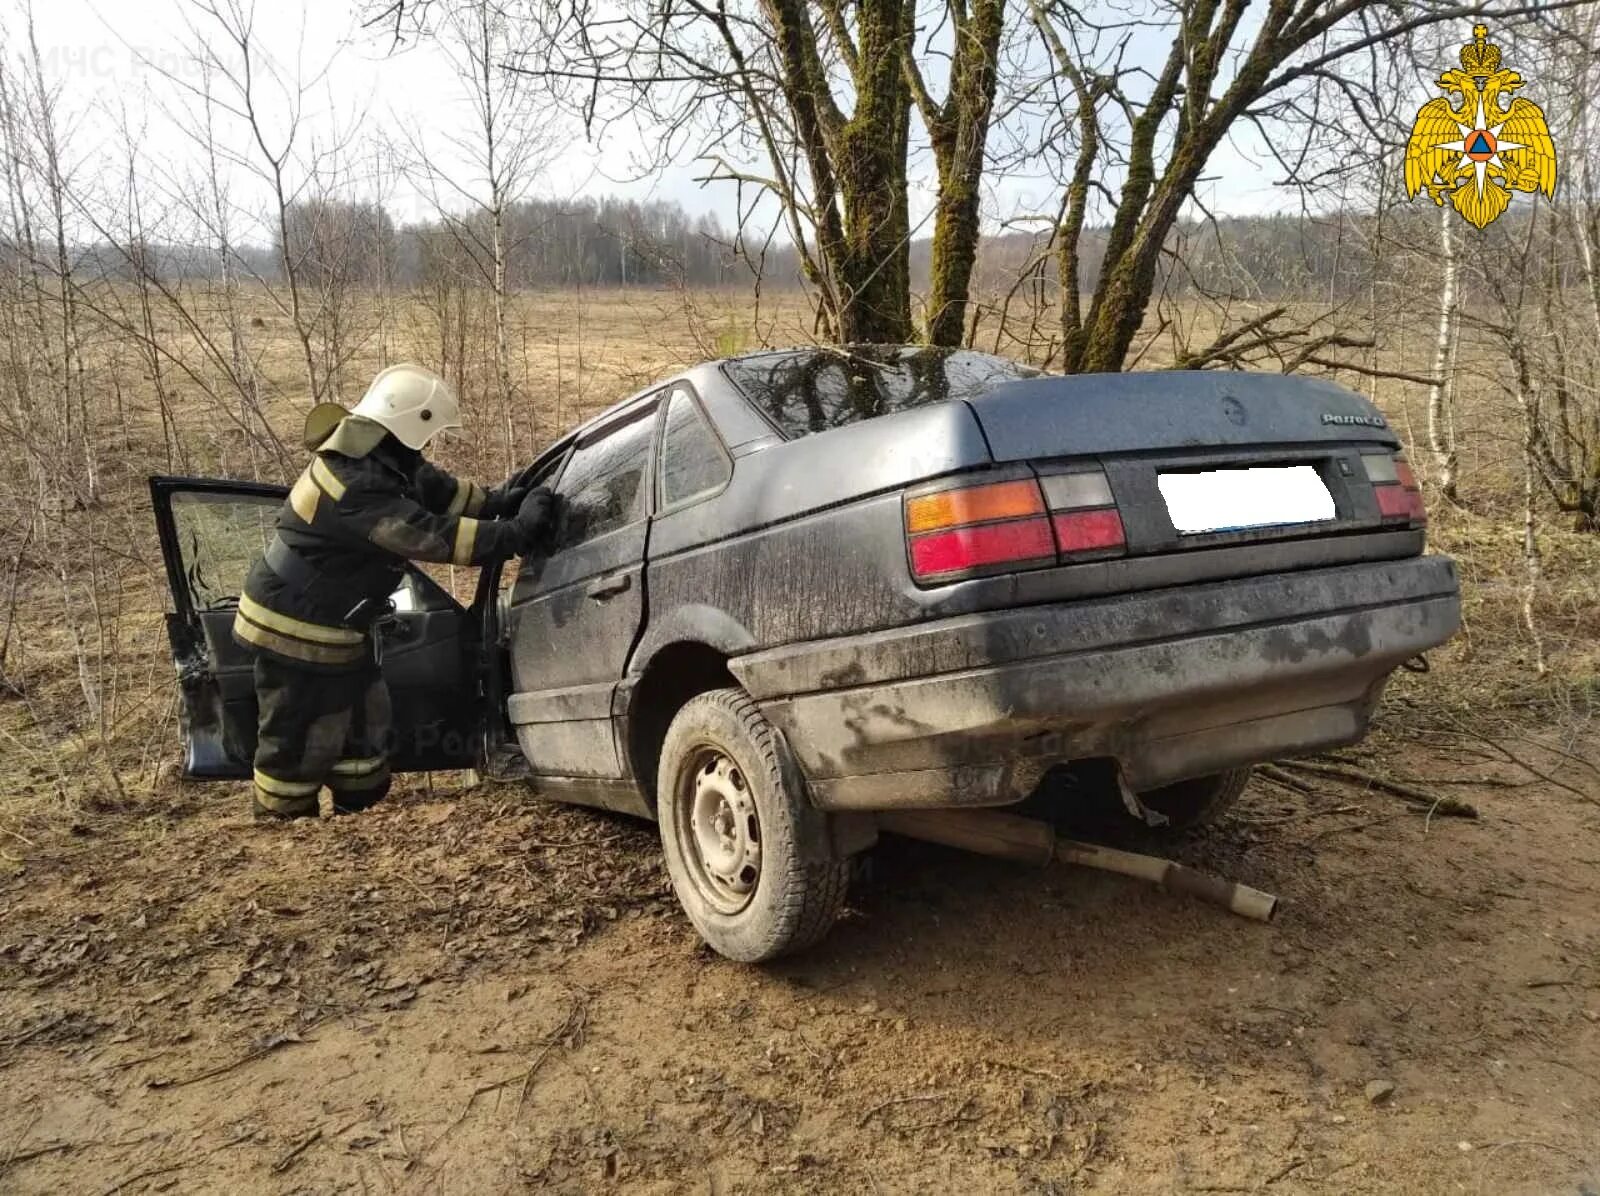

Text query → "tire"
[657,688,848,962]
[1137,767,1253,831]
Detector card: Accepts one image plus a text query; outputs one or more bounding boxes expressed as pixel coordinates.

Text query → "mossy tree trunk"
[832,0,915,343]
[1033,0,1442,374]
[501,0,1001,348]
[766,0,914,344]
[907,0,1005,347]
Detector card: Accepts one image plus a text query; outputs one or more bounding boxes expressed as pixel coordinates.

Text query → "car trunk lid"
[964,371,1398,461]
[901,372,1424,590]
[970,371,1415,558]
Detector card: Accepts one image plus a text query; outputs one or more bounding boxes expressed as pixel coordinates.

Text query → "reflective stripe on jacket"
[234,416,520,670]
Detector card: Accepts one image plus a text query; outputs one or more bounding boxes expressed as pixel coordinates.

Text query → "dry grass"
[0,284,1593,834]
[0,285,815,831]
[3,286,1598,1196]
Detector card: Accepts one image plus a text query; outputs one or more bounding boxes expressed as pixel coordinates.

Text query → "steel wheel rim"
[676,745,761,915]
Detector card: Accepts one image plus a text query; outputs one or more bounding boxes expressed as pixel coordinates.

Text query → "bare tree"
[12,4,95,501]
[410,0,932,343]
[114,103,186,472]
[166,0,356,404]
[0,8,129,796]
[1457,18,1600,531]
[1426,201,1461,500]
[1556,5,1600,340]
[397,0,559,473]
[1029,0,1585,374]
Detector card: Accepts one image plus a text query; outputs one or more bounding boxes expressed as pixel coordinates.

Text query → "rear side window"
[659,388,730,507]
[550,408,655,551]
[724,347,1039,441]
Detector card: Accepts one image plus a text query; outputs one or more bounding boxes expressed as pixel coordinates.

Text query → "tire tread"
[659,687,848,961]
[1143,766,1253,830]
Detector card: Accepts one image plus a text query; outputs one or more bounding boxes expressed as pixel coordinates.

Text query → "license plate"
[1158,465,1334,535]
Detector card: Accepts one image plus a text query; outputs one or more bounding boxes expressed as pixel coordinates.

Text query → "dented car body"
[155,348,1459,810]
[155,348,1459,955]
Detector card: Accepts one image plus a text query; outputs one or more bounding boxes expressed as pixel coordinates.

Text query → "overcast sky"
[15,0,1305,247]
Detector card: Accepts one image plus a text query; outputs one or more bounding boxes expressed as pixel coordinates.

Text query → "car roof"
[553,344,1013,443]
[537,345,1024,466]
[542,365,701,450]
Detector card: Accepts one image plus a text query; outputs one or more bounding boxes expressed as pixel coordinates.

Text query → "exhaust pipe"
[877,809,1279,923]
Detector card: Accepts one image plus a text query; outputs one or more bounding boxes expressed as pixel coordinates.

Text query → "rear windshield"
[723,347,1039,440]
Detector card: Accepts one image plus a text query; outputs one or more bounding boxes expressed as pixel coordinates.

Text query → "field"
[0,287,1597,1193]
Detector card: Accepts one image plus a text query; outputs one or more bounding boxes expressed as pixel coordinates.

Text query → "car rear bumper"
[728,556,1460,810]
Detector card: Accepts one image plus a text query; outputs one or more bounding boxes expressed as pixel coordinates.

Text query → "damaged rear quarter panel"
[544,361,1461,813]
[640,400,994,654]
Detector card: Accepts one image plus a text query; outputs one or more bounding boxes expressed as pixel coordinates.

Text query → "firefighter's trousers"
[251,653,392,817]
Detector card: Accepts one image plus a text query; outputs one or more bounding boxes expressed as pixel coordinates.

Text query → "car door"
[151,476,483,778]
[504,397,658,784]
[469,448,572,775]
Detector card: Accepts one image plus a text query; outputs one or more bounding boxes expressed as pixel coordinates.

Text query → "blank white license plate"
[1158,465,1334,534]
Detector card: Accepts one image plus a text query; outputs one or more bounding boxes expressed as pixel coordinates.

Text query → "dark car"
[152,347,1460,959]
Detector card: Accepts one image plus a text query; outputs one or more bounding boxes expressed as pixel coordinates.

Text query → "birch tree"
[164,0,354,404]
[1426,202,1460,501]
[396,0,558,472]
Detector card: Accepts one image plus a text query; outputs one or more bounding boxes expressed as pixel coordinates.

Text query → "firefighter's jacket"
[234,416,522,670]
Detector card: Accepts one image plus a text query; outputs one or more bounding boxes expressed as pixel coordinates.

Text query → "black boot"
[329,785,388,815]
[252,795,319,821]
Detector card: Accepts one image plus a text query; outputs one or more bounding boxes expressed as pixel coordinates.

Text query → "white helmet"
[350,364,461,450]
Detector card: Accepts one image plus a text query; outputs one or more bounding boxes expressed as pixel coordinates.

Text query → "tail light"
[906,479,1053,583]
[1040,470,1126,555]
[905,469,1126,585]
[1363,452,1427,526]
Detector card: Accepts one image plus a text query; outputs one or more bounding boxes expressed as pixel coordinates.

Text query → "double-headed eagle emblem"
[1404,25,1557,229]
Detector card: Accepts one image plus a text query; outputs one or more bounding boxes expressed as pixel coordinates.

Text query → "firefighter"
[234,363,554,820]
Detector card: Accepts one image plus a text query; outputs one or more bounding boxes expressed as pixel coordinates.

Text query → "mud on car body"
[153,347,1460,960]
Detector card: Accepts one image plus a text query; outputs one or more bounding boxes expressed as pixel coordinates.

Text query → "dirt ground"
[1,730,1596,1195]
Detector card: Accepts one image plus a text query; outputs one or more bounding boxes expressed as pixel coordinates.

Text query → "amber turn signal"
[905,478,1046,534]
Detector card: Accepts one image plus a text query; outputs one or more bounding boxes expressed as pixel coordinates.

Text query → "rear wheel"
[1137,767,1253,831]
[657,688,848,962]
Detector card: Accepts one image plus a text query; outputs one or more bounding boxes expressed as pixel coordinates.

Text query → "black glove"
[482,480,531,519]
[511,486,557,553]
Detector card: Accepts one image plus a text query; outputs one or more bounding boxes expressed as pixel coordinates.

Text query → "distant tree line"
[53,198,1515,305]
[63,196,742,290]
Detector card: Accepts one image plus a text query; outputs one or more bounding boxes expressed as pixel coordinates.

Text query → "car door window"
[166,491,279,609]
[659,387,731,508]
[166,488,456,614]
[550,408,656,552]
[494,452,567,606]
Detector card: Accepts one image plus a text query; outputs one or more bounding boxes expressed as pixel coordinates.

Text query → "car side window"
[659,387,731,508]
[549,407,655,552]
[521,452,566,493]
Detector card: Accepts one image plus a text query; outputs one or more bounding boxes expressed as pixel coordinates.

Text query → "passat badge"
[1322,412,1387,428]
[1404,24,1557,229]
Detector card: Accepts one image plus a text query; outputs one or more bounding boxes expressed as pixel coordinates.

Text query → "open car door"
[150,475,484,779]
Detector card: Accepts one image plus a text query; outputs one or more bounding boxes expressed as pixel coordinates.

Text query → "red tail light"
[906,478,1052,583]
[910,520,1056,579]
[905,469,1126,585]
[1053,508,1126,552]
[1041,469,1126,556]
[1364,453,1427,526]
